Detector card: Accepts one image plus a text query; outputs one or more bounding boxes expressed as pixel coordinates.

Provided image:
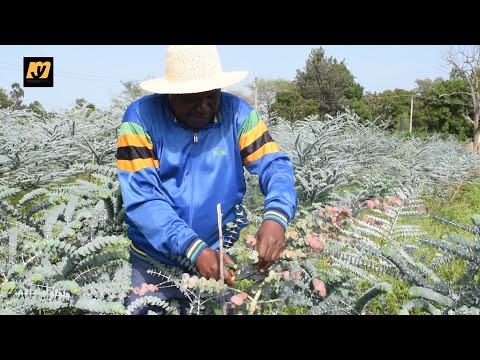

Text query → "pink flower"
[312,278,327,299]
[244,235,257,248]
[230,294,245,307]
[306,234,324,252]
[133,283,158,296]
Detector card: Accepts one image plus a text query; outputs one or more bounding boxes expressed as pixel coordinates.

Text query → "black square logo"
[23,57,54,87]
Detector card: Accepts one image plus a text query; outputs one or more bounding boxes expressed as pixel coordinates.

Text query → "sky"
[0,45,454,112]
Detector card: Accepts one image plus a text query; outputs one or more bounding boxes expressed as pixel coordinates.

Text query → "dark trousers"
[124,254,191,315]
[124,254,234,315]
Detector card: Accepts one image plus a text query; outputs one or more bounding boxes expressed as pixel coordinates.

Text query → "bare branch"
[217,203,227,315]
[443,45,480,152]
[438,92,471,98]
[81,135,99,160]
[461,113,475,125]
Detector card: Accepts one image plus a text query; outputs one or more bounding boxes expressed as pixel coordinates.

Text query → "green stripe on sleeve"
[237,110,260,141]
[119,122,152,143]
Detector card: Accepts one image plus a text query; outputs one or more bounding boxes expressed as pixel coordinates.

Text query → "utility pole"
[409,95,414,134]
[254,77,258,109]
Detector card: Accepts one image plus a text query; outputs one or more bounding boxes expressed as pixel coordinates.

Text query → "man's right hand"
[195,247,236,286]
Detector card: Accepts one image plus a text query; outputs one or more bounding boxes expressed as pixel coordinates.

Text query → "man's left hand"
[253,220,286,272]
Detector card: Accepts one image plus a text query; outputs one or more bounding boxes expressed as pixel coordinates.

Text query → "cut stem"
[217,203,227,315]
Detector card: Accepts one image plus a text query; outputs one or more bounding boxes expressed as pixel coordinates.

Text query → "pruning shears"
[225,254,267,282]
[229,264,268,281]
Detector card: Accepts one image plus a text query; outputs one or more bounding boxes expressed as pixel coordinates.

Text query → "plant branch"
[81,135,99,161]
[217,203,227,315]
[248,289,262,315]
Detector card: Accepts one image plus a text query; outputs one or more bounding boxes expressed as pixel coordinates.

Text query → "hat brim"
[140,71,248,94]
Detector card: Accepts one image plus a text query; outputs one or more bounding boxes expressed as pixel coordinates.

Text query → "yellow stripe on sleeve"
[239,121,268,151]
[117,158,159,172]
[243,142,280,165]
[118,134,153,149]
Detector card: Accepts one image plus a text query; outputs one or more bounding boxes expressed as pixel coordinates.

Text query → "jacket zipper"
[188,132,199,227]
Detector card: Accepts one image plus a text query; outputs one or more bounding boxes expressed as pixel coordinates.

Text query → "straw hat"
[140,45,248,94]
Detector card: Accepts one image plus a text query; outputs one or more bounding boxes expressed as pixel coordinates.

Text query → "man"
[117,45,297,314]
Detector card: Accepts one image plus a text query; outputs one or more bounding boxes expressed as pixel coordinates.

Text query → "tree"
[295,47,364,117]
[443,46,480,153]
[415,77,444,97]
[0,88,13,109]
[270,90,318,123]
[227,88,254,107]
[75,98,96,115]
[112,80,150,111]
[347,93,379,122]
[26,101,47,117]
[363,89,415,131]
[1,83,47,116]
[9,82,25,110]
[75,98,87,109]
[0,83,24,110]
[246,78,295,120]
[420,79,473,140]
[75,98,95,110]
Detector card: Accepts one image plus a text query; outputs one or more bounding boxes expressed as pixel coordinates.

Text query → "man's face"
[168,89,221,131]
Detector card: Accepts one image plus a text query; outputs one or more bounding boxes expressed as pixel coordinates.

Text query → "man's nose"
[195,98,210,113]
